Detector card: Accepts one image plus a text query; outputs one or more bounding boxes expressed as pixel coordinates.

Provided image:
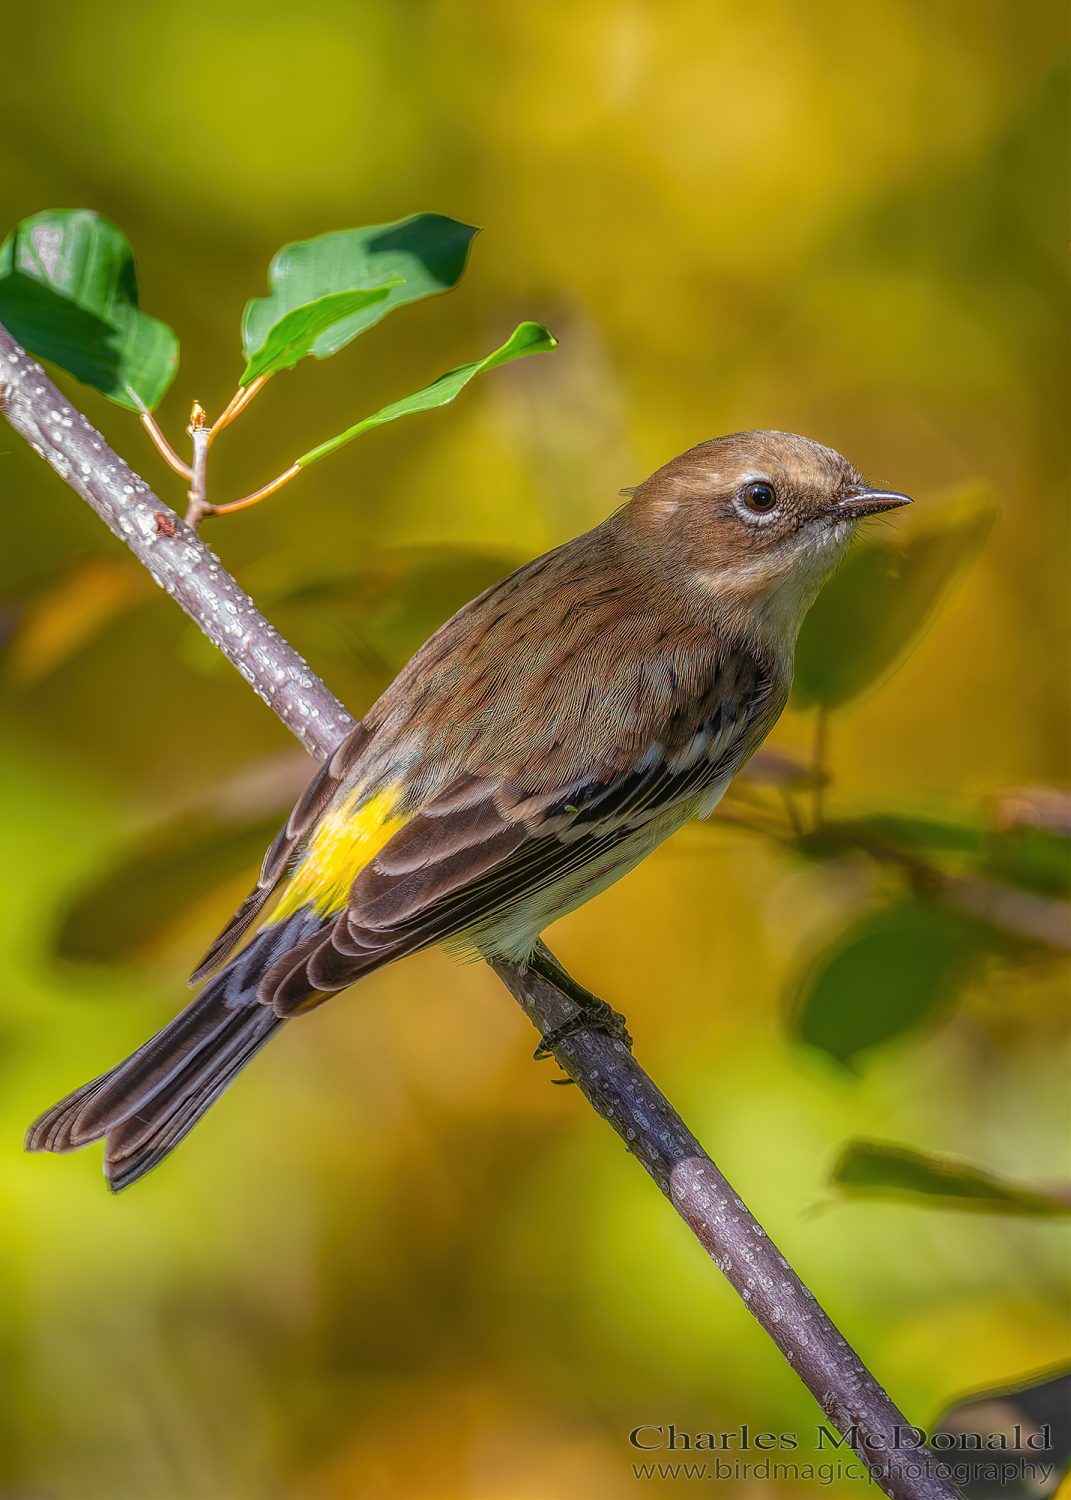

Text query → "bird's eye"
[742,482,777,512]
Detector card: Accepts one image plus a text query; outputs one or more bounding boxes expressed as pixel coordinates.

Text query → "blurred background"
[1,3,1068,1497]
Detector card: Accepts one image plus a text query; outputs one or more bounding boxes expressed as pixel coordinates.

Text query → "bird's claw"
[533,997,633,1060]
[525,942,633,1061]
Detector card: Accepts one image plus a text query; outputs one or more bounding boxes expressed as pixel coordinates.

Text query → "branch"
[0,324,961,1500]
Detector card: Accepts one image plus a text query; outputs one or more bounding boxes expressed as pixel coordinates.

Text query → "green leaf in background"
[798,813,985,865]
[933,1368,1071,1475]
[240,282,403,385]
[268,544,525,674]
[241,212,479,366]
[981,826,1071,900]
[830,1139,1071,1215]
[179,545,525,696]
[0,209,178,410]
[792,496,997,711]
[296,322,557,468]
[849,813,985,857]
[801,814,1071,901]
[791,898,988,1067]
[54,815,283,966]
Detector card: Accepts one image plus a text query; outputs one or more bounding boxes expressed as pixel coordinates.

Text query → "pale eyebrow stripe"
[735,469,775,484]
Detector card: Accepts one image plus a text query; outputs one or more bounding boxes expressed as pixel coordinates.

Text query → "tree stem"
[185,400,212,528]
[0,323,962,1500]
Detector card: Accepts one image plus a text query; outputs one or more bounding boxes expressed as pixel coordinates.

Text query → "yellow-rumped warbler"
[29,431,910,1187]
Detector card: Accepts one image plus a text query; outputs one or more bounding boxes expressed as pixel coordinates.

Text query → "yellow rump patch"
[266,786,407,926]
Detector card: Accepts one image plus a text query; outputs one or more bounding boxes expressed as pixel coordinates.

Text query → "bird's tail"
[26,913,321,1191]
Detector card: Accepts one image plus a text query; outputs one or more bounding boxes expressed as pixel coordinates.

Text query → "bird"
[27,431,911,1189]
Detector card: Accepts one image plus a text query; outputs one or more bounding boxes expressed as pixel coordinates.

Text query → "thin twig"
[0,322,962,1500]
[812,707,829,827]
[781,786,805,838]
[185,401,211,529]
[706,803,794,839]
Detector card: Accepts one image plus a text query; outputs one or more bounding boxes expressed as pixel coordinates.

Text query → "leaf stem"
[212,463,302,516]
[209,376,268,442]
[125,387,193,480]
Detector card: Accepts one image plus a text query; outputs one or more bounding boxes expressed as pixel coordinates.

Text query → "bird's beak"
[835,488,913,520]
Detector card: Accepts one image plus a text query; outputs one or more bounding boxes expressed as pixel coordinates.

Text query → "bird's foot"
[526,944,633,1060]
[533,996,633,1060]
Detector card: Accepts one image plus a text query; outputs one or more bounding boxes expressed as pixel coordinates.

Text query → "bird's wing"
[259,670,774,1015]
[189,723,372,984]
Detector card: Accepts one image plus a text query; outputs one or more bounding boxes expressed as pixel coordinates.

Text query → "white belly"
[470,771,733,963]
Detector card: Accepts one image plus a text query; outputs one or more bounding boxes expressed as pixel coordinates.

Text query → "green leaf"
[791,898,988,1067]
[274,544,526,675]
[240,282,403,386]
[792,498,997,711]
[0,209,178,410]
[241,212,479,366]
[852,813,985,857]
[798,813,985,864]
[798,815,1071,906]
[295,322,557,469]
[934,1367,1071,1454]
[53,815,283,966]
[981,826,1071,900]
[830,1139,1071,1216]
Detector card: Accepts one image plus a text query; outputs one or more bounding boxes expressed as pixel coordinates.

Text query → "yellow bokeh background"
[1,3,1067,1497]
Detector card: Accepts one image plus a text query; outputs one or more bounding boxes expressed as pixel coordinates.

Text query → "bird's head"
[619,430,912,644]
